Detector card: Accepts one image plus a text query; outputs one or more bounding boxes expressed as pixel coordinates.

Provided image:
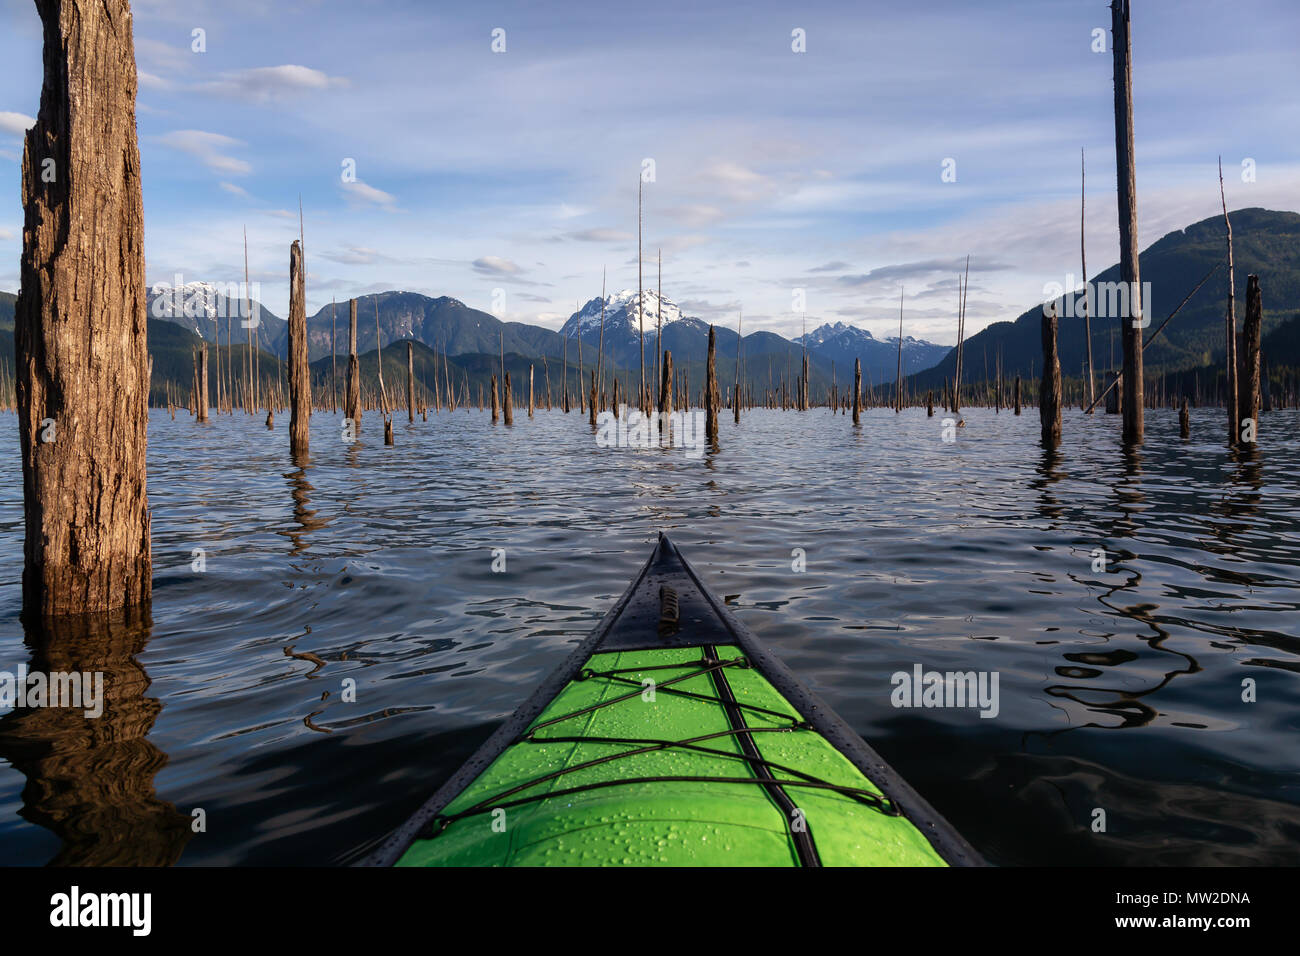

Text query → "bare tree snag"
[287,240,310,457]
[17,0,152,617]
[660,351,673,418]
[346,298,360,433]
[1112,0,1144,444]
[1040,303,1062,448]
[406,341,415,424]
[705,326,719,446]
[1238,274,1262,444]
[852,358,861,427]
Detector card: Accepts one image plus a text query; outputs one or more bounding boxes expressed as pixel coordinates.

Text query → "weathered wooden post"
[287,240,310,457]
[705,326,719,446]
[490,374,500,424]
[734,312,742,424]
[406,341,415,423]
[1220,159,1238,446]
[852,358,861,427]
[1238,274,1262,445]
[1179,397,1190,439]
[1040,303,1062,448]
[16,0,152,616]
[197,343,209,422]
[1112,0,1143,444]
[346,299,361,433]
[660,351,674,418]
[503,371,514,426]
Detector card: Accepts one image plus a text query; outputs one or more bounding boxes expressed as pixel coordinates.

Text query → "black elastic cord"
[417,654,901,842]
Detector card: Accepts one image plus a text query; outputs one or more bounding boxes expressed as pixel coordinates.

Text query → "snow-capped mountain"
[804,321,950,377]
[560,289,702,343]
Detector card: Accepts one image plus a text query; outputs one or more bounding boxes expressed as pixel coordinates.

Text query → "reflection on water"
[0,406,1297,865]
[0,607,192,865]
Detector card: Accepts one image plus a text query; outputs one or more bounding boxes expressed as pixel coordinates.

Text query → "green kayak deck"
[369,535,981,867]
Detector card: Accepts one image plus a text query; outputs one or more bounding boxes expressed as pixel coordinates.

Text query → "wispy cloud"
[158,130,250,176]
[198,65,349,102]
[340,180,398,210]
[473,256,524,277]
[562,228,633,242]
[0,112,35,136]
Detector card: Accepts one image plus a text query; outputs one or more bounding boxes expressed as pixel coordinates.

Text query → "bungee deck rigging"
[366,534,982,867]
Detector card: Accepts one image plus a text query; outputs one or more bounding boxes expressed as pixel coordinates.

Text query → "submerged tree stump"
[852,358,861,427]
[503,370,514,426]
[489,374,500,424]
[287,240,310,457]
[345,298,361,433]
[1238,274,1262,445]
[406,341,415,424]
[1179,397,1190,439]
[705,327,719,446]
[1014,375,1022,415]
[17,0,152,616]
[197,343,209,422]
[1040,303,1062,448]
[660,351,673,418]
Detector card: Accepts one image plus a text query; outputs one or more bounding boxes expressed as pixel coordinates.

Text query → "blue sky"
[0,0,1297,343]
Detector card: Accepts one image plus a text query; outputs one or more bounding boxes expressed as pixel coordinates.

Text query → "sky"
[0,0,1297,344]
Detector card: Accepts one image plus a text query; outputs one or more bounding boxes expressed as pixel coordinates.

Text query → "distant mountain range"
[905,207,1300,392]
[139,283,949,388]
[5,205,1299,405]
[805,321,950,377]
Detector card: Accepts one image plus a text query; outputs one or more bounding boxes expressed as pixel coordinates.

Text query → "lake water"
[0,405,1297,865]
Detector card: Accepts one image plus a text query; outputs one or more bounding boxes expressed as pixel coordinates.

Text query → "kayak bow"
[366,533,982,867]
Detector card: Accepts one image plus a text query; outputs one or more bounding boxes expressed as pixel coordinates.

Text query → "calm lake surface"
[0,405,1297,865]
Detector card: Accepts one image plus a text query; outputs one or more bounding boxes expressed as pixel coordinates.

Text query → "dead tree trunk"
[705,327,719,447]
[288,240,310,457]
[1220,158,1239,446]
[504,371,514,426]
[1112,0,1144,444]
[1014,375,1022,415]
[490,374,500,424]
[734,311,742,424]
[852,358,861,427]
[1179,397,1190,439]
[1040,304,1062,448]
[528,364,534,418]
[660,351,673,418]
[1238,274,1262,444]
[197,343,209,422]
[17,0,152,616]
[406,341,415,424]
[346,299,361,433]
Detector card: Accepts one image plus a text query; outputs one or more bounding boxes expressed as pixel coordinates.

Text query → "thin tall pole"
[1082,147,1096,412]
[637,177,645,412]
[895,285,904,412]
[596,268,607,407]
[1112,0,1144,444]
[1220,156,1238,445]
